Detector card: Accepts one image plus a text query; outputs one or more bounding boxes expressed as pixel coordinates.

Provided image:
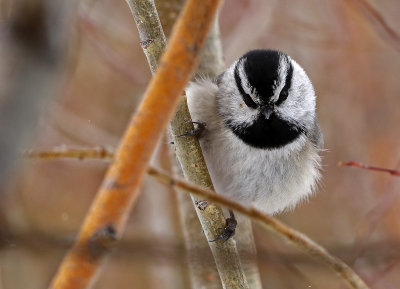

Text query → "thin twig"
[338,161,400,177]
[48,1,222,288]
[148,167,370,289]
[26,148,370,289]
[24,146,114,160]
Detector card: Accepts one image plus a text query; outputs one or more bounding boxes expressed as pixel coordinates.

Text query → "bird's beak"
[262,106,274,120]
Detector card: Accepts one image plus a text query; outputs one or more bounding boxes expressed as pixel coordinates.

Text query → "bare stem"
[126,1,250,288]
[26,147,370,289]
[155,0,223,287]
[148,167,370,289]
[125,0,166,73]
[338,161,400,177]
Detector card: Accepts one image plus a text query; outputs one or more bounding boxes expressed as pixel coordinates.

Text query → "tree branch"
[48,0,222,288]
[338,161,400,177]
[26,147,370,289]
[125,0,166,74]
[126,1,251,288]
[155,1,223,288]
[148,167,369,289]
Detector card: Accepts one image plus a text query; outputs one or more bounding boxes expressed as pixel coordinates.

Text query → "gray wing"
[309,116,324,149]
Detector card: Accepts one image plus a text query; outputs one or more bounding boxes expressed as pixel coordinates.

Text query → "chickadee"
[185,50,323,239]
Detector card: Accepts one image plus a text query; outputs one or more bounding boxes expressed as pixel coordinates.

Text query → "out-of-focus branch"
[24,146,114,160]
[126,1,250,288]
[348,0,400,52]
[48,0,223,288]
[77,14,147,84]
[2,223,400,267]
[26,147,370,289]
[0,0,76,184]
[338,161,400,177]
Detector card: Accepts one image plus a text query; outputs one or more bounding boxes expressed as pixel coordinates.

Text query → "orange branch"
[48,0,223,288]
[338,161,400,177]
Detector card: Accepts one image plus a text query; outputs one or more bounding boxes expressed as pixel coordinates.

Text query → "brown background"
[1,0,400,288]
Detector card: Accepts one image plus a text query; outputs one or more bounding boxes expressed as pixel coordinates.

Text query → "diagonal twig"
[48,0,223,288]
[338,161,400,177]
[27,147,370,289]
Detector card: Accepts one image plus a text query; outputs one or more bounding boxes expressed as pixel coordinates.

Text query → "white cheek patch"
[275,59,316,130]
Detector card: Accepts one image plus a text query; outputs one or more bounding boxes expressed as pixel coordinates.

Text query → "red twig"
[338,161,400,177]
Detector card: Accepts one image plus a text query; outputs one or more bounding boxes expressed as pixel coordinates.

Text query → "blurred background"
[0,0,400,288]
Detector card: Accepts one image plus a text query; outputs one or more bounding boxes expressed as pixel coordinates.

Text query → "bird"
[185,49,323,241]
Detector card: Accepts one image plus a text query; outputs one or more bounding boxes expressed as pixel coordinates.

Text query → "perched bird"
[185,49,323,241]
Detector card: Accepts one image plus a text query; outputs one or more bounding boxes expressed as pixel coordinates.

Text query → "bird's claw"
[178,121,206,138]
[209,216,237,243]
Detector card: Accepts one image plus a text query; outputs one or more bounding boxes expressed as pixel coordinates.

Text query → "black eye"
[276,88,289,105]
[241,92,258,108]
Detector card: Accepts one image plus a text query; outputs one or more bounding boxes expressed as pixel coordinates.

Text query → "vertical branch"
[127,0,250,288]
[126,0,166,73]
[49,0,222,288]
[192,14,262,289]
[169,14,252,289]
[156,0,222,287]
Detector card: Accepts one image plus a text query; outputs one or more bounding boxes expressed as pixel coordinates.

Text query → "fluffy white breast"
[186,77,321,214]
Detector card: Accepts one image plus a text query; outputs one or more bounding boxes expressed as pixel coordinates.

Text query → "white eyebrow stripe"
[237,59,260,103]
[272,56,290,102]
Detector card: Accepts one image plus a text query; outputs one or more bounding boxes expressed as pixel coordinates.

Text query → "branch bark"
[125,0,166,73]
[26,147,371,289]
[126,1,250,288]
[155,1,222,288]
[149,167,370,289]
[48,1,222,288]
